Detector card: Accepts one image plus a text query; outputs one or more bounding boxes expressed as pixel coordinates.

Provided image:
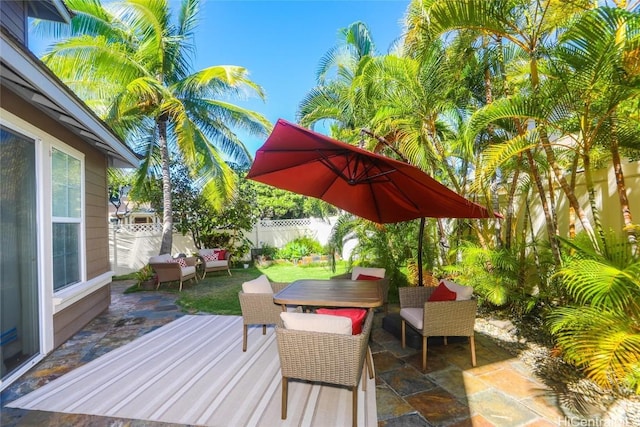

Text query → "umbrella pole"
[418,217,425,286]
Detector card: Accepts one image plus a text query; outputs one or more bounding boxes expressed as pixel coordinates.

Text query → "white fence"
[109,216,339,275]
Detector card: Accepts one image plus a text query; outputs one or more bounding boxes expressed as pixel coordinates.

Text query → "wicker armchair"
[148,254,197,291]
[331,269,390,313]
[198,248,231,278]
[238,281,289,352]
[275,310,374,427]
[399,286,477,371]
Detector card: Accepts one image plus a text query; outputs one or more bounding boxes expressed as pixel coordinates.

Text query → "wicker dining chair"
[275,310,375,427]
[399,286,477,371]
[331,267,390,313]
[238,281,289,352]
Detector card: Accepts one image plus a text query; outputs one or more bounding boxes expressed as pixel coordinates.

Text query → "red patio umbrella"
[247,119,496,223]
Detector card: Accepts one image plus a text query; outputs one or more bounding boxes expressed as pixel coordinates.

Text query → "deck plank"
[7,315,376,426]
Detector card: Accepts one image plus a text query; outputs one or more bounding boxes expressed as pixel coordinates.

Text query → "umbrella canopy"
[247,119,496,223]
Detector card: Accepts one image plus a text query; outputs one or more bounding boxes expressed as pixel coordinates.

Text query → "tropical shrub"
[547,233,640,395]
[444,241,556,314]
[276,236,324,261]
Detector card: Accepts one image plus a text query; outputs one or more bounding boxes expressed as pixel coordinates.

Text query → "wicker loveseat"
[197,248,231,278]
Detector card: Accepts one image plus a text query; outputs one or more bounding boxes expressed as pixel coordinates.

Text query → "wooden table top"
[273,279,383,308]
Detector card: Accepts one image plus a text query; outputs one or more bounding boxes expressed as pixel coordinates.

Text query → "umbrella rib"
[319,151,397,185]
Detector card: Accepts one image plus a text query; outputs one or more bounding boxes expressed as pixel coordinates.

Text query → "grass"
[130,261,351,315]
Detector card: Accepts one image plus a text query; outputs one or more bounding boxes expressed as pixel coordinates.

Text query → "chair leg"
[444,336,448,345]
[179,279,183,292]
[242,325,248,352]
[470,335,477,367]
[262,324,267,335]
[351,385,358,427]
[422,336,427,372]
[366,346,375,379]
[281,377,288,420]
[401,319,406,349]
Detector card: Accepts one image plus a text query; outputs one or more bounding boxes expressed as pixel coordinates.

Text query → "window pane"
[52,223,80,290]
[52,149,81,218]
[1,126,40,381]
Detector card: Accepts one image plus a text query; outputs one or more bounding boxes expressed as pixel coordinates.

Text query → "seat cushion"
[315,308,367,334]
[205,260,228,269]
[149,254,173,264]
[181,265,197,276]
[351,266,385,280]
[355,274,381,281]
[400,307,424,331]
[428,282,457,302]
[242,274,272,293]
[280,312,352,335]
[441,279,474,300]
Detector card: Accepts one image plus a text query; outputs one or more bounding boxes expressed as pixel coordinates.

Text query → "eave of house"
[27,0,74,23]
[0,30,139,168]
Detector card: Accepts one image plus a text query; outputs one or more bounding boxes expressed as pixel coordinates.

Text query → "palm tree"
[556,6,640,256]
[405,0,598,260]
[35,0,271,254]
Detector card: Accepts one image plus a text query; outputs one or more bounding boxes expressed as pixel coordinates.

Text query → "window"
[51,148,82,290]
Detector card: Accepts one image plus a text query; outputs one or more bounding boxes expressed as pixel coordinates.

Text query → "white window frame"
[50,146,85,291]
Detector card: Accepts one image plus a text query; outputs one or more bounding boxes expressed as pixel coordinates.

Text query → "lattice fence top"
[259,218,312,227]
[113,223,164,233]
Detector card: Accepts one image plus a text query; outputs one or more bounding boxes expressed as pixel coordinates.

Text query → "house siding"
[53,285,110,347]
[1,86,112,348]
[0,1,27,44]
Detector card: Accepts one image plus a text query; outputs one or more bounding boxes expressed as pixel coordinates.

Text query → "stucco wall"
[522,160,639,241]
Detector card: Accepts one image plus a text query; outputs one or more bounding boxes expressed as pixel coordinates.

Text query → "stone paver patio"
[1,281,567,426]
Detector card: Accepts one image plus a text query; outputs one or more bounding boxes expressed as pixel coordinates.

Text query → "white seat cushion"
[205,260,228,268]
[280,312,352,335]
[181,265,197,276]
[149,254,173,264]
[242,274,272,293]
[400,307,424,330]
[441,279,474,300]
[351,266,386,280]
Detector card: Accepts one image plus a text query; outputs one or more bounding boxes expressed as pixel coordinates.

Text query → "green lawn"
[163,262,350,315]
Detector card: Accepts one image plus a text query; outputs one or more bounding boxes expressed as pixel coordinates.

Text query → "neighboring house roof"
[0,29,139,168]
[27,0,74,22]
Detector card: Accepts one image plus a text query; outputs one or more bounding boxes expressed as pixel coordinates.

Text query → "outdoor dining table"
[273,279,383,311]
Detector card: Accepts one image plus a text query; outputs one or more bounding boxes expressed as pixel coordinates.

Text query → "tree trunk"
[158,119,173,255]
[582,153,608,252]
[526,149,562,266]
[538,126,597,249]
[504,161,521,249]
[610,115,638,257]
[568,153,580,238]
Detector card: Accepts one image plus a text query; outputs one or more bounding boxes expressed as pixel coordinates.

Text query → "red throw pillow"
[428,282,457,302]
[316,308,367,334]
[356,274,381,281]
[214,249,227,260]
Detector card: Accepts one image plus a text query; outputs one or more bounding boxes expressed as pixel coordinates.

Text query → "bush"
[276,236,324,261]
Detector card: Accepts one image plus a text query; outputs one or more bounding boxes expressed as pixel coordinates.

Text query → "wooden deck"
[7,315,376,426]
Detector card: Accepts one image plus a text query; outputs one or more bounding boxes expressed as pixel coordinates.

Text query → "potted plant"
[135,264,156,290]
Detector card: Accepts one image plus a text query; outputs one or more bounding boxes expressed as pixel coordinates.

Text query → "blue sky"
[193,0,409,155]
[30,0,409,157]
